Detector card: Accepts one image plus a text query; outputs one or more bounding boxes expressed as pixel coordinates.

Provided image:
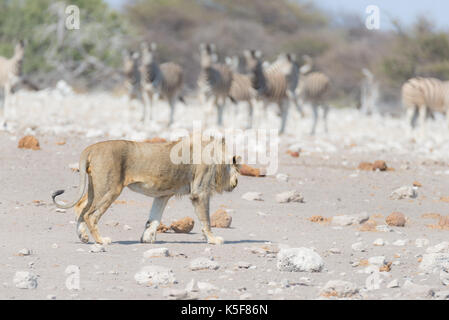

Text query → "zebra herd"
[123,42,330,135]
[1,40,449,136]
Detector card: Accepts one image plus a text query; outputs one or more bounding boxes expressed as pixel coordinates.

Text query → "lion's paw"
[208,236,224,245]
[100,237,112,245]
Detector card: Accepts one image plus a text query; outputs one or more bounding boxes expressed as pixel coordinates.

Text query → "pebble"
[143,248,169,258]
[390,186,417,200]
[276,190,304,203]
[387,279,400,288]
[277,248,324,272]
[134,266,177,286]
[415,238,430,248]
[368,256,386,266]
[17,248,32,256]
[351,242,367,252]
[332,212,369,226]
[197,282,218,292]
[89,244,106,253]
[189,257,220,271]
[393,239,408,246]
[239,293,252,300]
[320,280,359,298]
[373,239,385,246]
[13,271,38,289]
[242,192,263,201]
[276,173,289,182]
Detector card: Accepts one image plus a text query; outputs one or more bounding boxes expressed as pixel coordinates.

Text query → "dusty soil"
[1,88,449,300]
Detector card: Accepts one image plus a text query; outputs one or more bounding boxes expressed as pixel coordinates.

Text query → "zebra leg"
[323,104,330,134]
[3,83,11,123]
[279,99,289,135]
[418,105,428,139]
[168,96,175,127]
[310,104,319,136]
[293,95,305,118]
[247,100,254,129]
[406,106,418,130]
[141,90,150,123]
[216,96,224,127]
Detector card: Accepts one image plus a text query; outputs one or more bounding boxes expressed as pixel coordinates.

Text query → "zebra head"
[199,43,218,67]
[141,42,156,66]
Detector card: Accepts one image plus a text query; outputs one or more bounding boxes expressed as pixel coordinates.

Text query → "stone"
[18,136,40,150]
[376,225,393,232]
[134,266,176,286]
[372,160,388,171]
[242,192,263,201]
[351,242,367,252]
[189,257,220,271]
[276,173,289,182]
[236,261,252,269]
[276,190,304,203]
[210,209,232,228]
[157,223,170,233]
[13,271,38,289]
[393,239,409,246]
[332,212,369,226]
[239,164,265,177]
[419,253,449,273]
[368,256,386,267]
[170,217,194,233]
[239,293,252,300]
[387,279,400,288]
[143,248,169,258]
[89,244,106,253]
[440,268,449,286]
[434,291,449,300]
[276,248,324,272]
[197,282,218,292]
[17,248,32,256]
[426,242,449,254]
[390,186,417,200]
[320,280,359,298]
[373,239,385,246]
[402,280,433,297]
[386,212,406,227]
[415,238,430,248]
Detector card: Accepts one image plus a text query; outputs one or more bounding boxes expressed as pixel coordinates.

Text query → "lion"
[52,136,241,245]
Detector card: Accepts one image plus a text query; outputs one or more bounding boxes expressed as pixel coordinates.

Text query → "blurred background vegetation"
[1,0,448,109]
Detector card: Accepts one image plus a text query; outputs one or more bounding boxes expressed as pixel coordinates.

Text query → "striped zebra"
[122,49,141,101]
[197,43,233,126]
[402,77,449,130]
[140,42,184,126]
[243,49,291,134]
[0,41,25,125]
[296,55,330,135]
[225,55,257,129]
[360,68,379,115]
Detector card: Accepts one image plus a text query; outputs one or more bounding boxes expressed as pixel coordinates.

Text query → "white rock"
[415,238,430,248]
[328,248,341,254]
[402,280,433,297]
[13,271,38,289]
[419,253,449,273]
[390,186,417,200]
[426,242,449,254]
[440,268,449,286]
[320,280,359,298]
[197,282,218,292]
[123,224,132,231]
[185,279,199,292]
[46,294,57,300]
[242,192,263,201]
[376,225,393,232]
[134,266,176,286]
[351,242,367,252]
[18,248,32,256]
[143,248,169,258]
[373,239,385,246]
[368,256,386,266]
[387,279,400,288]
[277,248,324,272]
[393,239,409,247]
[240,293,252,300]
[276,190,304,203]
[189,257,220,271]
[332,212,369,226]
[276,173,289,182]
[434,290,449,300]
[236,261,252,269]
[89,244,106,253]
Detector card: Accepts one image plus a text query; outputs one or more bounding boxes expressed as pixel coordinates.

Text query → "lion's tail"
[52,151,89,209]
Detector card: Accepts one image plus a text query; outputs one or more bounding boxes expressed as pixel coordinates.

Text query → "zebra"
[295,55,331,135]
[140,42,184,126]
[243,49,291,134]
[0,41,25,125]
[225,55,257,129]
[122,49,141,101]
[402,77,449,131]
[197,43,233,127]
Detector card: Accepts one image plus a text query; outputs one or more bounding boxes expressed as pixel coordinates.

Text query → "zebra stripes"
[122,49,141,101]
[225,55,257,129]
[0,41,25,123]
[140,42,184,126]
[197,43,233,126]
[243,49,291,134]
[296,55,330,135]
[402,77,449,129]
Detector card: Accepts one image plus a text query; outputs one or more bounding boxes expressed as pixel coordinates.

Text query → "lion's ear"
[232,156,242,172]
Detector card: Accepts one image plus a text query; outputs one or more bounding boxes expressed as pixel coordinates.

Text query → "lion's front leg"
[141,196,171,243]
[190,193,224,245]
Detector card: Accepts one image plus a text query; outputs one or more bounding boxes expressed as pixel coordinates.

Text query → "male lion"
[52,136,241,245]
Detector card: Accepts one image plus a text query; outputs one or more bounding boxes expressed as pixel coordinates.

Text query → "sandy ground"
[1,86,449,300]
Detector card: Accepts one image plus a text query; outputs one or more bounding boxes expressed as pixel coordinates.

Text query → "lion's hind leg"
[75,193,90,243]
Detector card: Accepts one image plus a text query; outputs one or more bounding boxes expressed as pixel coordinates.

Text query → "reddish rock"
[18,136,40,150]
[287,150,300,158]
[239,164,265,177]
[170,217,194,233]
[211,209,232,228]
[372,160,388,171]
[157,223,170,233]
[358,162,374,171]
[386,212,406,227]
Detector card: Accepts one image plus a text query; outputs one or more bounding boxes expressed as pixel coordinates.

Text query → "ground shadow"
[113,239,268,245]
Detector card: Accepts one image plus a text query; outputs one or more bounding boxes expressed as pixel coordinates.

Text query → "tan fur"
[52,137,241,245]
